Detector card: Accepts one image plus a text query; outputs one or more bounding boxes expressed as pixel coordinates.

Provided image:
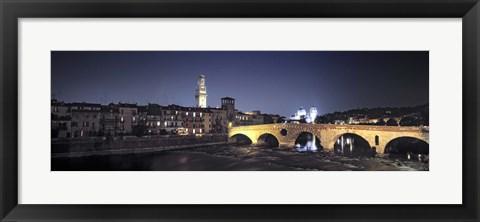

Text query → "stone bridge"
[228,123,429,154]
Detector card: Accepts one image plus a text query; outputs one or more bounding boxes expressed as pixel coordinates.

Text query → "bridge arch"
[333,133,375,156]
[293,131,322,150]
[257,133,280,147]
[384,136,429,161]
[229,133,254,145]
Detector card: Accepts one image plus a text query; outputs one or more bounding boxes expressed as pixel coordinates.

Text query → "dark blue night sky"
[51,51,428,117]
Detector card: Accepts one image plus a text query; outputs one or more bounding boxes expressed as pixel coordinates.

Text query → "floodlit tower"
[309,106,318,123]
[195,75,207,108]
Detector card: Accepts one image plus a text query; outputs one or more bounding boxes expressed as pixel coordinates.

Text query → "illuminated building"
[290,106,318,123]
[142,104,163,135]
[184,107,212,134]
[162,104,185,134]
[234,112,253,126]
[309,107,318,123]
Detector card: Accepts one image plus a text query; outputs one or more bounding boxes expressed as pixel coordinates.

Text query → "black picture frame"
[1,0,479,221]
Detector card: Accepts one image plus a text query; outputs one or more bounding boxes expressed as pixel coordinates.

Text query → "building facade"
[144,103,164,135]
[235,112,254,126]
[51,100,72,138]
[52,96,268,138]
[162,104,185,134]
[209,108,228,133]
[221,97,236,122]
[70,102,102,138]
[184,108,212,134]
[100,104,120,136]
[118,103,138,134]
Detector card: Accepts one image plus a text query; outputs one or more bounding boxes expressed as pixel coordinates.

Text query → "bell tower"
[195,75,207,108]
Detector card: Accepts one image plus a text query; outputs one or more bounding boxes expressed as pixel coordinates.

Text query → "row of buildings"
[51,97,281,138]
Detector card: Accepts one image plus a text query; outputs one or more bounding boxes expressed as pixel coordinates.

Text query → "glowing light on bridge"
[295,133,318,152]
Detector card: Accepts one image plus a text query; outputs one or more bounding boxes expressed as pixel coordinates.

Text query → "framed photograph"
[50,50,430,172]
[1,0,479,221]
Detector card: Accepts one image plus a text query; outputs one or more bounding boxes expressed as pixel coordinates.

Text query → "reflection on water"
[53,146,292,171]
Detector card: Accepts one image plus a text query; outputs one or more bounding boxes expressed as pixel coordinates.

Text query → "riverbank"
[51,134,228,158]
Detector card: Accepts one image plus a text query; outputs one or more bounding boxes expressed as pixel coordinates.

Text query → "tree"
[299,117,307,123]
[386,118,398,126]
[159,129,169,135]
[263,115,274,124]
[376,119,386,126]
[276,116,286,123]
[51,129,59,138]
[315,115,329,124]
[400,116,422,126]
[97,130,105,137]
[132,125,147,137]
[420,110,429,126]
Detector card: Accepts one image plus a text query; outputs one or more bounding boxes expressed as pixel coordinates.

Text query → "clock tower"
[195,75,207,108]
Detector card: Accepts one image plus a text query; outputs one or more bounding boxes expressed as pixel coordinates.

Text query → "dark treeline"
[316,104,429,126]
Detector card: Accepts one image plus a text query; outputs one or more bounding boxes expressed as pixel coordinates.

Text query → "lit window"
[164,122,167,127]
[157,121,161,126]
[132,117,136,122]
[186,112,188,116]
[200,129,202,133]
[193,112,196,117]
[200,113,203,117]
[193,129,195,134]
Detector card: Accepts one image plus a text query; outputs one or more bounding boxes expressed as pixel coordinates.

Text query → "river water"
[52,145,429,171]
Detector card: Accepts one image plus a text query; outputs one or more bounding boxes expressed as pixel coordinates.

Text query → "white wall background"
[19,18,462,204]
